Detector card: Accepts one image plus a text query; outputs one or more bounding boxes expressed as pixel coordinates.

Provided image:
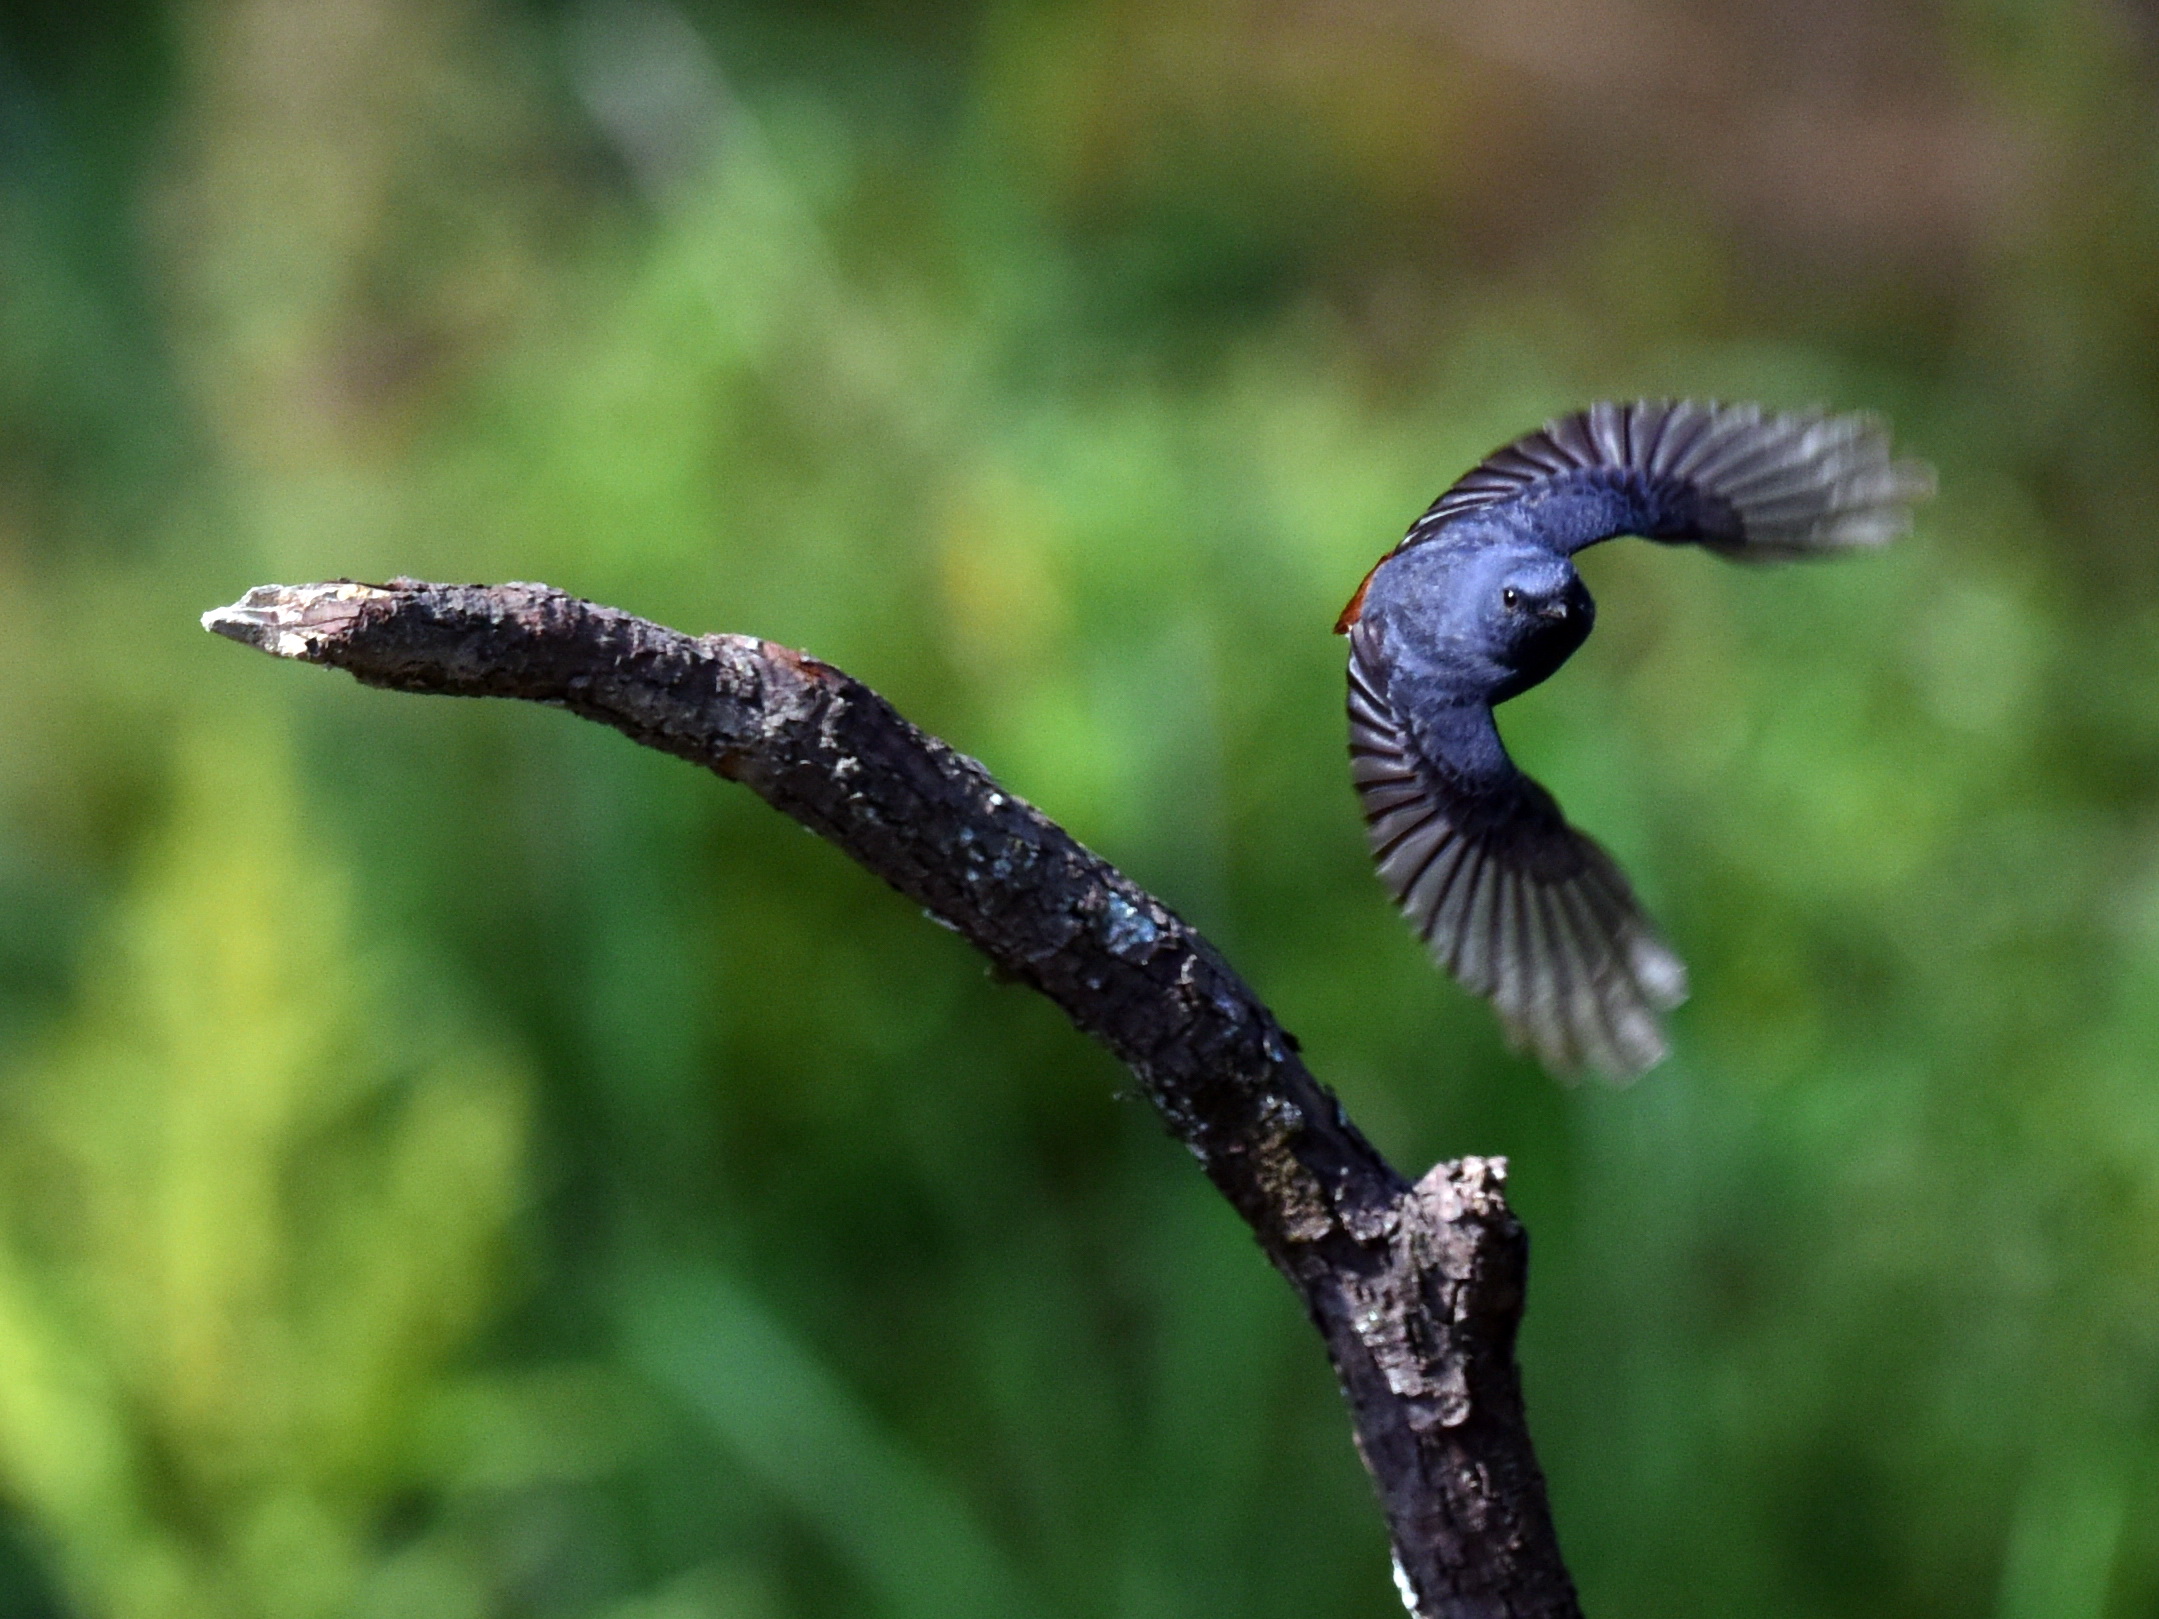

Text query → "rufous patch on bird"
[1334,564,1381,634]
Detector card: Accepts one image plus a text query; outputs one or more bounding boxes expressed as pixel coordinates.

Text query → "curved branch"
[203,578,1581,1619]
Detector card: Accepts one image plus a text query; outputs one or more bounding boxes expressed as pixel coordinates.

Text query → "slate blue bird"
[1339,400,1934,1080]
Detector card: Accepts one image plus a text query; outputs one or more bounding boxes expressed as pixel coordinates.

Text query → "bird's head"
[1483,548,1593,662]
[1352,537,1595,703]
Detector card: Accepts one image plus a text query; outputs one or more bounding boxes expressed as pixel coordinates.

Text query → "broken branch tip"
[200,581,396,660]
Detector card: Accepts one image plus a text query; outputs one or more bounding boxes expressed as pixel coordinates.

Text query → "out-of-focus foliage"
[5,0,2159,1616]
[0,726,532,1619]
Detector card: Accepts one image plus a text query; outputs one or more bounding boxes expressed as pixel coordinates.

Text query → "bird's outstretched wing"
[1413,399,1935,559]
[1348,641,1685,1079]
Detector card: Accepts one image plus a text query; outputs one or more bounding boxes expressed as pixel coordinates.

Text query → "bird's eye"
[1501,586,1521,609]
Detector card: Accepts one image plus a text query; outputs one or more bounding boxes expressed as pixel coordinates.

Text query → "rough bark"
[203,578,1582,1619]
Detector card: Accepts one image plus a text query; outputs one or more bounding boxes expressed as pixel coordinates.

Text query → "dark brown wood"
[203,578,1583,1619]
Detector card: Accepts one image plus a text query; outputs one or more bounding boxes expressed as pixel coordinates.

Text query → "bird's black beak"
[1537,600,1571,622]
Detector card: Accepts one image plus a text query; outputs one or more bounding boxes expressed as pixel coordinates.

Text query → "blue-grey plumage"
[1343,400,1934,1080]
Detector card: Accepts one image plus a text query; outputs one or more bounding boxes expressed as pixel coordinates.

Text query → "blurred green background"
[3,0,2158,1615]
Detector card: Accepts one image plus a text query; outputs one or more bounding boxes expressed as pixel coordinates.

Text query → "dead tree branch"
[203,578,1581,1619]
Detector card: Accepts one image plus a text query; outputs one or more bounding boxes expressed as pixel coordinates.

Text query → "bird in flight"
[1339,400,1934,1080]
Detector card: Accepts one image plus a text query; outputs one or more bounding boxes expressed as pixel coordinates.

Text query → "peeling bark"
[204,578,1583,1619]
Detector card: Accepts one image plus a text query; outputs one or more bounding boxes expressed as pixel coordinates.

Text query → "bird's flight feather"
[1408,398,1935,559]
[1348,639,1685,1076]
